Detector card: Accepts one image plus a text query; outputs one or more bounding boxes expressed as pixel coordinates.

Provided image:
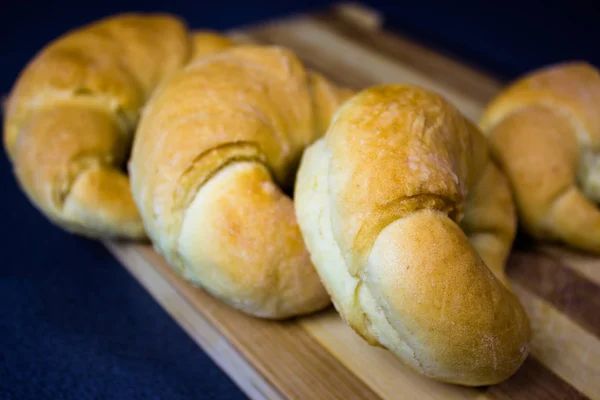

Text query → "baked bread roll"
[3,14,234,238]
[190,31,236,62]
[295,84,531,385]
[480,62,600,254]
[129,45,352,318]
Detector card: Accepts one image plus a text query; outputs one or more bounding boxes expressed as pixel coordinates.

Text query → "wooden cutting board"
[106,4,600,399]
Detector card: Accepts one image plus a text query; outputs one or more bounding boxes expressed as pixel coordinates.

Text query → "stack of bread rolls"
[5,12,598,388]
[3,13,353,320]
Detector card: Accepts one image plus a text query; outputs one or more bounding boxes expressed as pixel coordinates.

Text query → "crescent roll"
[480,62,600,253]
[295,84,531,385]
[129,45,352,318]
[4,14,234,238]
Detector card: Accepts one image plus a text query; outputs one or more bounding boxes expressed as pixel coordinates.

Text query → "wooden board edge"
[311,9,502,103]
[333,2,383,31]
[105,241,285,400]
[106,241,383,400]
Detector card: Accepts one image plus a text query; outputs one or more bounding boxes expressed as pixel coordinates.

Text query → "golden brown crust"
[189,31,236,62]
[129,45,351,318]
[4,14,234,238]
[294,84,531,385]
[11,103,142,237]
[308,71,354,135]
[480,62,600,253]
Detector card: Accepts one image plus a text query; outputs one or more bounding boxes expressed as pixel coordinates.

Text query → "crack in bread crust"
[129,45,351,318]
[351,193,459,276]
[3,14,202,239]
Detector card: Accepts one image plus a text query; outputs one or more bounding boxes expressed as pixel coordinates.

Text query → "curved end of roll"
[545,186,600,255]
[367,210,531,386]
[467,234,512,289]
[9,104,146,240]
[61,167,146,239]
[177,161,330,319]
[579,151,600,203]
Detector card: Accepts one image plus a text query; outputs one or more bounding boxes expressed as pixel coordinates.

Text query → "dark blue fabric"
[1,1,598,399]
[0,229,243,400]
[0,138,248,398]
[372,0,600,80]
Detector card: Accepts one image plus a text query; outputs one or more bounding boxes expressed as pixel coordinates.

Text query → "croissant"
[480,62,600,254]
[129,45,352,318]
[3,14,234,238]
[295,84,531,385]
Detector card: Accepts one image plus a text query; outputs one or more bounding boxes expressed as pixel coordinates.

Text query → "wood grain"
[487,358,589,400]
[508,251,600,337]
[300,312,491,400]
[540,246,600,287]
[106,241,284,400]
[512,285,600,398]
[129,243,381,400]
[103,3,600,400]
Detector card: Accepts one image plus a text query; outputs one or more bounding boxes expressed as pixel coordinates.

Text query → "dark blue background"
[1,1,598,399]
